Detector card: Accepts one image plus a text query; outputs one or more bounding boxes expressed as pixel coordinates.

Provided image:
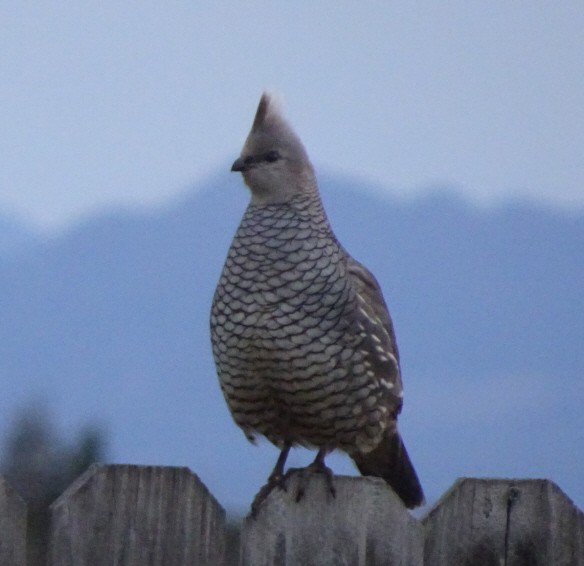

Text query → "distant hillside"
[0,213,38,255]
[0,172,582,513]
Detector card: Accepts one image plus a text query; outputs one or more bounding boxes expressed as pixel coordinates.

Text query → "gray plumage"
[210,93,424,509]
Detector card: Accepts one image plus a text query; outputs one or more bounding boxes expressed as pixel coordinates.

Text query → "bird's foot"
[249,447,336,517]
[250,468,290,519]
[285,455,337,503]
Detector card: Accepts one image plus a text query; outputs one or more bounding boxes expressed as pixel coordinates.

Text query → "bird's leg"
[294,447,337,502]
[267,443,291,485]
[250,443,291,518]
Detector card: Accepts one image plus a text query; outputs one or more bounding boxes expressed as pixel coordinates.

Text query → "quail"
[210,93,424,513]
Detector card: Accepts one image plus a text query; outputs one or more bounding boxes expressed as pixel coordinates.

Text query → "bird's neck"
[255,186,326,218]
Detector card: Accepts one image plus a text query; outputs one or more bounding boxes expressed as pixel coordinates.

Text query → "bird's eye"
[244,156,254,165]
[265,150,281,163]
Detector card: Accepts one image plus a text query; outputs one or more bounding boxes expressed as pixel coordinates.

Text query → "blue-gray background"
[1,3,582,514]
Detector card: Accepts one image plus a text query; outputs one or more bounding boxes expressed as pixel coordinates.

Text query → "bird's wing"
[346,256,404,414]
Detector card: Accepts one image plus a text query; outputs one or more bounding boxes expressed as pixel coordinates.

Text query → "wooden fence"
[1,464,583,565]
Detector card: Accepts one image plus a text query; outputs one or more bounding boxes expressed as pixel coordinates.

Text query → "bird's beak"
[231,157,246,172]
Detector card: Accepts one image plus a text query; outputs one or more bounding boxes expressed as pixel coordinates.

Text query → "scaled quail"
[210,93,424,512]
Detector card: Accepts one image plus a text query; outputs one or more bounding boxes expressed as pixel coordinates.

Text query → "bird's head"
[231,93,316,205]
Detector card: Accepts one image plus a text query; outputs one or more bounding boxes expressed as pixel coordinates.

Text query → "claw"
[250,444,291,518]
[251,473,288,518]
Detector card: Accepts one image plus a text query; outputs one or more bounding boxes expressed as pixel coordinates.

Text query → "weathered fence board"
[423,477,584,566]
[240,473,424,566]
[48,464,226,566]
[0,475,26,566]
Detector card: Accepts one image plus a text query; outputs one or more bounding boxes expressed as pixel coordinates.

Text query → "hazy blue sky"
[1,2,583,231]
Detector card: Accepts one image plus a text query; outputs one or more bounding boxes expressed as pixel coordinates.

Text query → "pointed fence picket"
[0,464,582,565]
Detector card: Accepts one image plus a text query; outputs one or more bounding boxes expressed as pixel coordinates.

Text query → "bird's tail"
[352,431,425,509]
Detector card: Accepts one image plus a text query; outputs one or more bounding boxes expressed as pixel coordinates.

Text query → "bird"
[210,93,424,514]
